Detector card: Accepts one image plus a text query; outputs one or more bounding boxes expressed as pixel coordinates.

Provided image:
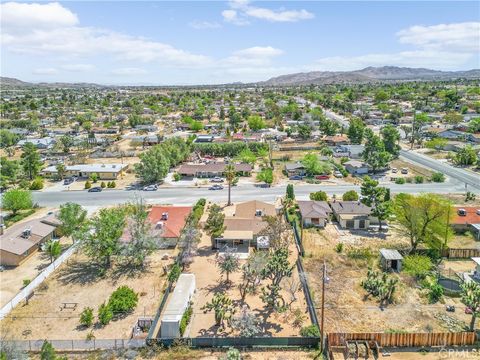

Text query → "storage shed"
[380,248,403,272]
[160,273,196,338]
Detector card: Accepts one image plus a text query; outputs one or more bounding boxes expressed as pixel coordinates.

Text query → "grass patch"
[4,209,36,227]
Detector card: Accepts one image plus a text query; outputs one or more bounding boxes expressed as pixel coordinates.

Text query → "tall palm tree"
[225,164,236,206]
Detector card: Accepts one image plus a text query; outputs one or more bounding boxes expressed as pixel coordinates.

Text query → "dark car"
[88,187,103,192]
[289,175,303,180]
[209,184,224,190]
[63,178,74,185]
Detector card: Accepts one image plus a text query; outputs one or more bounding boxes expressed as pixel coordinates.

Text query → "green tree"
[393,193,453,252]
[202,293,235,327]
[342,190,359,201]
[468,118,480,133]
[108,286,138,314]
[256,167,273,185]
[381,124,401,157]
[0,157,20,186]
[403,255,432,280]
[431,172,446,183]
[361,176,391,231]
[98,302,113,326]
[21,142,42,180]
[444,112,463,125]
[80,307,94,327]
[58,202,87,243]
[59,135,74,153]
[301,153,332,176]
[44,240,61,263]
[425,138,447,150]
[453,145,478,166]
[204,204,225,248]
[40,340,56,360]
[81,207,126,269]
[286,184,295,201]
[247,115,265,131]
[55,163,66,180]
[237,148,256,165]
[362,129,391,172]
[347,118,365,144]
[2,189,33,215]
[216,250,240,284]
[225,164,236,206]
[297,124,312,140]
[309,191,327,201]
[461,281,480,331]
[135,145,170,184]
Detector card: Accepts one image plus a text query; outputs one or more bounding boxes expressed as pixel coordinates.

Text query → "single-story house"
[1,216,60,266]
[195,135,214,143]
[329,201,372,229]
[177,162,252,178]
[333,145,365,159]
[146,206,192,248]
[437,129,468,141]
[451,207,480,240]
[42,163,128,180]
[380,249,403,272]
[323,135,350,146]
[130,135,161,146]
[297,201,332,228]
[18,137,56,150]
[344,160,369,175]
[284,162,306,177]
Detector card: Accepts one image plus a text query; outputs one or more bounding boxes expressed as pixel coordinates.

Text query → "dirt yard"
[181,222,310,337]
[1,250,173,340]
[302,226,475,333]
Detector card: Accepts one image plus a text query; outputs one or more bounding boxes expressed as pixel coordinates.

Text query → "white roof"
[472,257,480,266]
[162,273,195,322]
[43,163,127,173]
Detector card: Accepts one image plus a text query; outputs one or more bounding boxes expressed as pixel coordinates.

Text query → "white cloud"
[222,46,284,67]
[110,68,147,76]
[1,2,212,67]
[32,67,58,75]
[397,22,480,53]
[233,46,284,57]
[61,64,95,72]
[312,22,479,71]
[189,20,221,30]
[223,0,314,24]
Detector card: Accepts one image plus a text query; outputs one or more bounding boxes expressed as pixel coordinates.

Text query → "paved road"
[400,150,480,190]
[32,180,474,207]
[324,109,349,128]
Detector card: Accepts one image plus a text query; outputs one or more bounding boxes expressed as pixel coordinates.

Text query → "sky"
[1,1,479,85]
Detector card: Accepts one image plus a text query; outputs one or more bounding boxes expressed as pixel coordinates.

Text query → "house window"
[346,220,355,228]
[359,220,366,228]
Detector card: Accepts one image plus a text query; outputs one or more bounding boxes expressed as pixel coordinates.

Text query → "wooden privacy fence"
[447,248,480,259]
[327,332,477,348]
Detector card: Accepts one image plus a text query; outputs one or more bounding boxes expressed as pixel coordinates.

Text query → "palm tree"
[224,164,236,206]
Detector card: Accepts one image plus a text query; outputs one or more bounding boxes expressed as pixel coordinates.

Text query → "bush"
[89,173,99,183]
[40,340,56,360]
[335,243,344,253]
[431,172,445,183]
[428,282,444,303]
[98,302,113,325]
[224,348,241,360]
[108,286,138,314]
[84,181,92,189]
[309,191,327,201]
[80,307,94,327]
[414,176,424,184]
[168,263,181,283]
[403,255,432,280]
[347,248,374,261]
[110,181,116,188]
[342,190,359,201]
[395,178,406,184]
[179,305,193,336]
[23,279,31,287]
[173,172,181,181]
[100,181,106,188]
[29,177,44,190]
[300,324,320,337]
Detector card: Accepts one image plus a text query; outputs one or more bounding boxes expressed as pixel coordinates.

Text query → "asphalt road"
[32,179,474,208]
[399,150,480,190]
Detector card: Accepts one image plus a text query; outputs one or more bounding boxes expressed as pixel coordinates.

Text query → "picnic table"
[60,302,78,311]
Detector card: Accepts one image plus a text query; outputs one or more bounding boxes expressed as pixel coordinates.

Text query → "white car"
[334,171,343,178]
[143,184,158,191]
[210,177,224,183]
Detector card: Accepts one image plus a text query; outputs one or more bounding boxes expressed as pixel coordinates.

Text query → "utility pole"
[321,261,327,353]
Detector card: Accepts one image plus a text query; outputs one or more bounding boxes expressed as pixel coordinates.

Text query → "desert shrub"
[403,255,432,280]
[108,286,138,314]
[179,305,193,336]
[309,191,327,201]
[98,302,113,325]
[335,243,344,253]
[110,181,116,188]
[100,182,106,188]
[168,263,181,283]
[431,172,445,183]
[300,324,320,337]
[29,177,44,190]
[347,248,374,261]
[173,172,181,181]
[414,175,424,184]
[223,348,241,360]
[22,279,31,287]
[395,178,406,184]
[80,307,94,327]
[84,181,92,189]
[89,173,99,183]
[428,282,444,303]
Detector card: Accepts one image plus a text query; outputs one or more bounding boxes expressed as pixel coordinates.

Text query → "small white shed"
[161,273,196,338]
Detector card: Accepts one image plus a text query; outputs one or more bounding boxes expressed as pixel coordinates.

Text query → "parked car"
[391,167,398,173]
[63,178,74,185]
[315,175,330,180]
[333,171,343,178]
[401,167,409,174]
[88,187,102,192]
[289,175,303,180]
[143,184,158,191]
[209,184,224,190]
[210,177,224,183]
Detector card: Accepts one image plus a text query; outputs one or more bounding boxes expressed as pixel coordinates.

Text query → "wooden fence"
[327,332,477,348]
[447,248,480,259]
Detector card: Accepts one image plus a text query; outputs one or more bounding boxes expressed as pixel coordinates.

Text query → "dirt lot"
[302,225,475,333]
[330,348,480,360]
[182,216,310,337]
[1,250,172,340]
[388,159,433,179]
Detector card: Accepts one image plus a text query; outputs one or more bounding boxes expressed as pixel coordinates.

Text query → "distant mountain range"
[1,66,479,88]
[261,66,480,85]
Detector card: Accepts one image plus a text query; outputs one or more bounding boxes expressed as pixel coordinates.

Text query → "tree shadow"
[110,262,152,283]
[256,307,284,336]
[196,245,215,258]
[203,279,230,295]
[197,323,230,337]
[57,259,104,285]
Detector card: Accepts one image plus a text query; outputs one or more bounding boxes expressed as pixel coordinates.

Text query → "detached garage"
[160,273,196,338]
